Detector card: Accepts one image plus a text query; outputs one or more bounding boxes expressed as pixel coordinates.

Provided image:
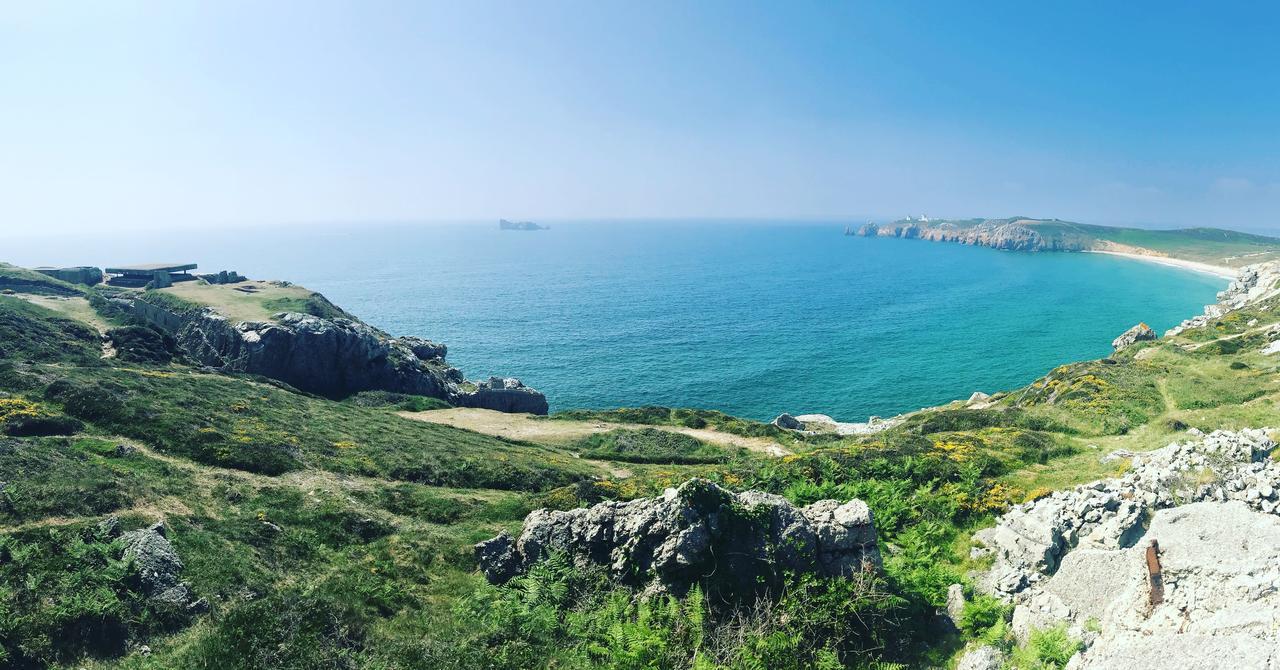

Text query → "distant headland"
[499,218,548,231]
[849,216,1280,278]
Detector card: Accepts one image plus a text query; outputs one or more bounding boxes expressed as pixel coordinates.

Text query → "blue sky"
[3,1,1279,232]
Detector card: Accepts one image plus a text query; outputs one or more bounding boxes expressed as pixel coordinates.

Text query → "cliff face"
[855,218,1092,252]
[127,295,549,414]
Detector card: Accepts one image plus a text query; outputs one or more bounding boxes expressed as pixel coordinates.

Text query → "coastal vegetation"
[2,256,1279,669]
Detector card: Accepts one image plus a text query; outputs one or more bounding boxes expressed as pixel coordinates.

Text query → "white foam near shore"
[1083,250,1237,280]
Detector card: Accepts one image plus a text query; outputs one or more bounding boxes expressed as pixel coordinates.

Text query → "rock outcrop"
[972,429,1280,667]
[855,218,1092,252]
[1110,323,1155,351]
[974,429,1278,601]
[1167,261,1280,336]
[1063,501,1280,668]
[99,519,205,613]
[458,376,548,414]
[475,479,880,596]
[126,294,548,413]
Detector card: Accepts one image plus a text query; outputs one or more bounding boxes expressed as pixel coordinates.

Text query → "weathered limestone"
[975,429,1280,668]
[974,429,1278,601]
[1110,323,1155,351]
[1167,261,1280,336]
[476,479,880,596]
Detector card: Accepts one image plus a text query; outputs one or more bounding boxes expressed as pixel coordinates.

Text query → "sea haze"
[7,221,1225,421]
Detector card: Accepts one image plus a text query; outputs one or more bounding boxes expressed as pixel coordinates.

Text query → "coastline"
[1082,249,1237,280]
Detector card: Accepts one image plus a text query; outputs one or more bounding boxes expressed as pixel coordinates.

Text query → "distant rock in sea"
[499,219,548,231]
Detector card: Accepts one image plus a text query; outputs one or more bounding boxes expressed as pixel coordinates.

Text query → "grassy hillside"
[154,280,353,323]
[3,262,1280,669]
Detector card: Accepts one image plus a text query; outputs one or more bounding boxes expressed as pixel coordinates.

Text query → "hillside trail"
[399,407,793,457]
[1181,320,1280,351]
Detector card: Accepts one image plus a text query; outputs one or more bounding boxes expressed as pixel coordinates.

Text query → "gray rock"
[125,294,548,413]
[1021,501,1280,669]
[772,413,804,430]
[946,583,967,628]
[121,522,199,610]
[456,376,548,415]
[1111,323,1156,351]
[957,644,1005,670]
[979,429,1280,601]
[1167,262,1280,337]
[475,479,880,596]
[398,336,447,361]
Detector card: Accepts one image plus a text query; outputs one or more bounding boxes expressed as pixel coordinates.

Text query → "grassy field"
[4,262,1280,669]
[156,281,351,323]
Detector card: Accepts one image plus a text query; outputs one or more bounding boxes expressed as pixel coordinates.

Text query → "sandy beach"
[1083,250,1237,280]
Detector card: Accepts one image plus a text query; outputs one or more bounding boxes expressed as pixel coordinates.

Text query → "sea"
[4,221,1226,421]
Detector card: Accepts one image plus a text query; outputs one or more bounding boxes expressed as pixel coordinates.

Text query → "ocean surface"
[5,221,1226,421]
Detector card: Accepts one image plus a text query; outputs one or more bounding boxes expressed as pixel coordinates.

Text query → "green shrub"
[0,525,192,667]
[0,296,102,365]
[345,390,450,412]
[107,325,178,364]
[959,593,1012,640]
[175,592,365,670]
[1007,625,1082,669]
[575,428,730,464]
[550,406,786,439]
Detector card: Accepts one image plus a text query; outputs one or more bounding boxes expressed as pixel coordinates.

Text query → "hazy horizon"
[5,2,1280,235]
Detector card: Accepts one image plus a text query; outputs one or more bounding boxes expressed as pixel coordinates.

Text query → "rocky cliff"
[475,478,880,597]
[855,218,1093,252]
[125,293,549,414]
[1166,261,1280,336]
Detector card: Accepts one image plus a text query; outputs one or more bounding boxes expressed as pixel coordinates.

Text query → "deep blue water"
[5,221,1225,421]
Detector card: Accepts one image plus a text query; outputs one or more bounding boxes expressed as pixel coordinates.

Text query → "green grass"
[155,282,352,324]
[550,405,788,439]
[35,365,593,488]
[0,436,191,525]
[0,263,85,296]
[0,295,103,365]
[574,428,736,464]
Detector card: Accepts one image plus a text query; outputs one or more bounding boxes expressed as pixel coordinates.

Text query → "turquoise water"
[5,222,1225,420]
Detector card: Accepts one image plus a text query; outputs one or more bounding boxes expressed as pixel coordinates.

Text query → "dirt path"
[398,407,793,457]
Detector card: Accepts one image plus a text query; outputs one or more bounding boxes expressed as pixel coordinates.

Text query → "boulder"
[1111,323,1156,351]
[475,479,880,597]
[115,521,205,612]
